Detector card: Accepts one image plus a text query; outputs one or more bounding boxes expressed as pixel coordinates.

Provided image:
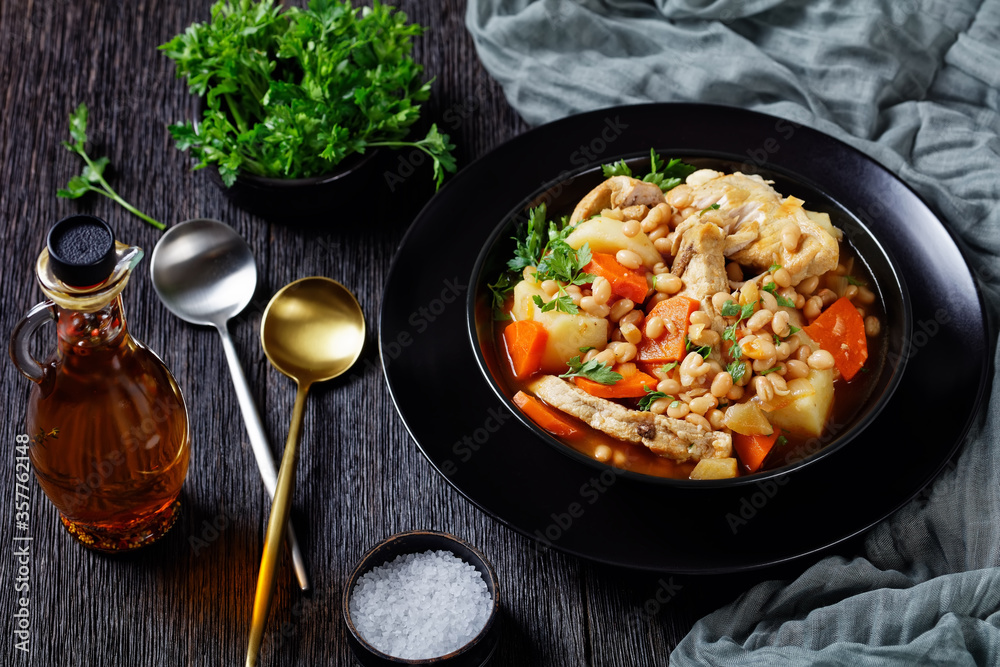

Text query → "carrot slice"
[574,371,658,398]
[732,431,779,473]
[503,320,548,380]
[802,296,868,381]
[637,295,700,363]
[513,391,582,437]
[583,252,649,303]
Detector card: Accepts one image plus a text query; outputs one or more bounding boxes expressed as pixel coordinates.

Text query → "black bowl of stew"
[467,152,911,486]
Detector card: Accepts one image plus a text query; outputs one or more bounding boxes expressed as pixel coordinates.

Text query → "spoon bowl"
[150,219,311,591]
[247,276,365,666]
[261,278,367,384]
[150,218,256,326]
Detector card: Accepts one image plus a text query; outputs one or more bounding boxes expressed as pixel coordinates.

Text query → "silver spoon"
[150,218,309,591]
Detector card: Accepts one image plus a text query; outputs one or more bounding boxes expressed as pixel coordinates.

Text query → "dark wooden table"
[0,2,861,664]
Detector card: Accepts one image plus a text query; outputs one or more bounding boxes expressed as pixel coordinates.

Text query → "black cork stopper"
[47,215,116,286]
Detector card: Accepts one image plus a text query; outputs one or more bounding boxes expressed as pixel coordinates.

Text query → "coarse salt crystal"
[349,549,493,660]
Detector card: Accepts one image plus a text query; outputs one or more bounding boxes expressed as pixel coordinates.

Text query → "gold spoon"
[246,277,365,667]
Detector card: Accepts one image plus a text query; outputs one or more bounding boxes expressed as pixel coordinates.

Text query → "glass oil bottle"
[9,215,190,551]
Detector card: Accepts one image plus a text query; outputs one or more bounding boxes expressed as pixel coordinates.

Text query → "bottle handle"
[9,301,57,384]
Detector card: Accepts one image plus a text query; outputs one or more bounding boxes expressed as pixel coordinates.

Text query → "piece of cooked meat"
[671,220,729,342]
[570,176,666,224]
[531,375,732,462]
[681,170,840,284]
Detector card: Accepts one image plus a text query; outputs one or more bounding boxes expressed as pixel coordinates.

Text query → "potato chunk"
[565,216,661,269]
[690,458,738,480]
[511,279,608,373]
[766,368,834,438]
[723,402,773,436]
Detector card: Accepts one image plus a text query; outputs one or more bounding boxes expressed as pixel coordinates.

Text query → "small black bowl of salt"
[344,530,501,666]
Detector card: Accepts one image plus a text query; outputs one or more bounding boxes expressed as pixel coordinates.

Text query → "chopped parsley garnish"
[560,356,623,385]
[533,291,578,315]
[490,204,592,318]
[699,203,721,215]
[669,400,682,409]
[788,325,801,336]
[721,299,757,352]
[579,346,595,353]
[776,435,789,447]
[599,150,696,193]
[686,336,712,359]
[487,272,515,319]
[638,386,672,411]
[761,281,795,308]
[760,366,781,375]
[506,205,549,272]
[644,150,697,192]
[535,240,595,286]
[602,159,633,178]
[727,360,747,383]
[846,275,866,286]
[720,300,742,318]
[658,361,678,374]
[768,263,783,272]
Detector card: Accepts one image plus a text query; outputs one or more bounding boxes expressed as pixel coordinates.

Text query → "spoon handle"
[218,325,310,591]
[246,382,308,667]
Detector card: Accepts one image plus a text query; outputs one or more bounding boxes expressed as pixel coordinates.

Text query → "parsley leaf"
[846,275,867,286]
[560,356,623,385]
[775,293,796,308]
[532,292,578,315]
[492,205,591,318]
[602,159,632,178]
[686,335,712,359]
[727,360,747,383]
[600,150,696,192]
[658,361,678,374]
[699,203,721,215]
[487,272,515,318]
[760,366,781,375]
[768,263,783,272]
[508,205,549,273]
[645,150,697,192]
[638,386,671,411]
[761,282,796,308]
[57,104,164,230]
[579,346,595,353]
[535,240,595,286]
[776,435,789,447]
[721,299,758,351]
[720,300,741,317]
[788,325,801,335]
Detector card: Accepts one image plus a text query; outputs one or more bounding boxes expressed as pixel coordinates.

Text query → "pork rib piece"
[531,375,732,462]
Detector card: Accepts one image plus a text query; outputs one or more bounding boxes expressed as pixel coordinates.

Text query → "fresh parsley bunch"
[160,0,456,188]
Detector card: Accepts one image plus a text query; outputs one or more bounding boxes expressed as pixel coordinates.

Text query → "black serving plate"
[379,103,990,572]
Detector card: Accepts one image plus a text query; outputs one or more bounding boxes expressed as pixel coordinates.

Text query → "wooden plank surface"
[0,2,845,665]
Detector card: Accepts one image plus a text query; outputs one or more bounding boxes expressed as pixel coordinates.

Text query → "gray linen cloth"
[466,1,1000,663]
